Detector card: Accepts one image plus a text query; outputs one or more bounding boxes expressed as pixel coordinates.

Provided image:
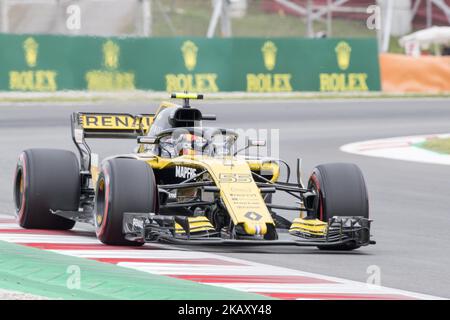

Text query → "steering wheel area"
[153,127,238,158]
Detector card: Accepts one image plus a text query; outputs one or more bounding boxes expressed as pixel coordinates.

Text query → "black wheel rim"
[14,167,24,212]
[96,177,106,228]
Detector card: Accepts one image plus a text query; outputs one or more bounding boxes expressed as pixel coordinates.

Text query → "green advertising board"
[0,33,381,92]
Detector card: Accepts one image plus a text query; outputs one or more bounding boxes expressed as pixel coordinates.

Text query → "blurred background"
[0,3,449,299]
[0,1,448,94]
[1,0,449,54]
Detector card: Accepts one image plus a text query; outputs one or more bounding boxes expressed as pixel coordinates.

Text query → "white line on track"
[341,133,450,165]
[50,250,230,259]
[207,283,413,295]
[0,233,100,244]
[0,214,443,300]
[0,223,23,229]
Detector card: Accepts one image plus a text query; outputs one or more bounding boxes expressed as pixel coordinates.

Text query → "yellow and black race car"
[13,93,374,250]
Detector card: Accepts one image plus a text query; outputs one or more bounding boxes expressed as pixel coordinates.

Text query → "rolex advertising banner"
[0,34,381,92]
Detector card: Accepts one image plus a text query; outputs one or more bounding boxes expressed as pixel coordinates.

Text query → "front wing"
[122,213,375,248]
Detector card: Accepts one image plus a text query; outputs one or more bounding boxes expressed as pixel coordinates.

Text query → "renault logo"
[244,212,262,221]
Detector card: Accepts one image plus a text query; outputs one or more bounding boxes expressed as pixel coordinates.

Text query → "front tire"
[13,149,80,230]
[95,158,158,245]
[308,162,369,251]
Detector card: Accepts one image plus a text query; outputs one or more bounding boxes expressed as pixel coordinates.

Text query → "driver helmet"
[175,133,206,156]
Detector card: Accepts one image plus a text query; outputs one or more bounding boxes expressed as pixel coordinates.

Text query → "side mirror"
[248,139,266,147]
[202,114,216,121]
[137,136,157,144]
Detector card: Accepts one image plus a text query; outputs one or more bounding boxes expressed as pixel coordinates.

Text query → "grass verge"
[419,138,450,155]
[0,240,268,300]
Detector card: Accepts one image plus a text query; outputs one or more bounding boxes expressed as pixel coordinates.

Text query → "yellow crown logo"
[103,40,120,70]
[23,37,38,68]
[181,41,198,71]
[335,41,352,71]
[261,41,277,71]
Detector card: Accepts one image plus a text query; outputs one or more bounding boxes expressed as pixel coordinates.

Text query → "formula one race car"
[13,93,374,250]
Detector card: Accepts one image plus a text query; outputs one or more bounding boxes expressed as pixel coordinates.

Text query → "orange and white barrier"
[380,53,450,93]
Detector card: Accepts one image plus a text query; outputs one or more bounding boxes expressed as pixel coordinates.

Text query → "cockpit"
[143,94,238,158]
[150,127,238,158]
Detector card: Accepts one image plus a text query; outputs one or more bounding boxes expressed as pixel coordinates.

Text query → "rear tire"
[308,163,369,251]
[13,149,80,230]
[95,158,158,245]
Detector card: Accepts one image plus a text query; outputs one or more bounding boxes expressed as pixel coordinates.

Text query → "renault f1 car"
[13,93,374,250]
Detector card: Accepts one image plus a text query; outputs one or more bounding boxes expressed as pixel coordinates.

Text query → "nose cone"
[243,222,267,236]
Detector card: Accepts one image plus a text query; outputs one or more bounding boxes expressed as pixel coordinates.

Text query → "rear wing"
[71,112,155,172]
[72,112,154,139]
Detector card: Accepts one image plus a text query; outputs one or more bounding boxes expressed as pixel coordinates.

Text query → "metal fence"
[0,0,147,36]
[0,0,448,51]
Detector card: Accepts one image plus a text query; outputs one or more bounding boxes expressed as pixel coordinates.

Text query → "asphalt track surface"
[0,98,449,298]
